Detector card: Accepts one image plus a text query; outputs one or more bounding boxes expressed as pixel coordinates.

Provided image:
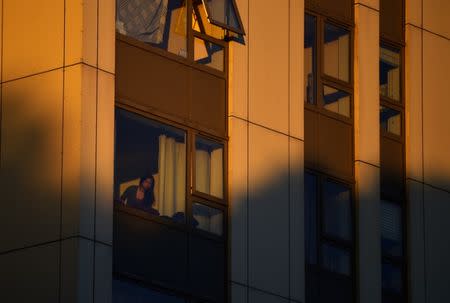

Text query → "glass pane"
[195,136,224,198]
[193,203,224,236]
[116,0,188,57]
[192,2,226,40]
[202,0,244,34]
[381,200,403,257]
[323,85,351,117]
[324,23,350,82]
[321,243,351,275]
[305,173,318,265]
[194,37,224,71]
[380,106,401,136]
[113,278,186,303]
[304,14,316,105]
[380,45,401,101]
[382,262,403,295]
[115,109,186,221]
[322,180,352,241]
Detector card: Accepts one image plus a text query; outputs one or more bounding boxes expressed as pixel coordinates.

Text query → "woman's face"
[141,178,152,191]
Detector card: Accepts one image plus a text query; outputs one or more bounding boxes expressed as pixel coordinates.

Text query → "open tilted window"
[201,0,245,35]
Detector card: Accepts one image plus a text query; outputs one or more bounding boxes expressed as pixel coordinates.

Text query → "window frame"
[305,169,356,303]
[200,0,246,35]
[305,12,354,123]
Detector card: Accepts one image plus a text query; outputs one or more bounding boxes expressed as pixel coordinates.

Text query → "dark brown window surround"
[113,1,236,302]
[304,8,356,303]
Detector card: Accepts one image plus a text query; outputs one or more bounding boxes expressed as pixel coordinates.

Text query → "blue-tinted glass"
[305,173,318,265]
[324,23,350,82]
[321,243,351,276]
[323,85,351,117]
[381,200,403,257]
[380,106,401,136]
[203,0,244,34]
[195,136,224,198]
[113,279,186,303]
[382,263,403,295]
[323,180,352,241]
[116,0,188,57]
[193,202,224,236]
[380,45,401,101]
[304,14,316,104]
[115,109,186,220]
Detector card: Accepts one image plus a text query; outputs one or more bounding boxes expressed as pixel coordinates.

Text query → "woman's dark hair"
[139,175,155,204]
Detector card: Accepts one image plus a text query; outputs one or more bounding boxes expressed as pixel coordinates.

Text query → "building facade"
[0,0,449,303]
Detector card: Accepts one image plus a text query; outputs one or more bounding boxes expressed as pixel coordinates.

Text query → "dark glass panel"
[195,136,224,198]
[382,262,403,295]
[202,0,244,34]
[116,0,188,57]
[381,200,403,257]
[321,243,351,276]
[323,85,351,117]
[192,203,224,236]
[322,180,352,241]
[380,45,401,102]
[115,108,186,220]
[380,106,401,136]
[305,172,318,265]
[304,14,316,104]
[324,23,350,82]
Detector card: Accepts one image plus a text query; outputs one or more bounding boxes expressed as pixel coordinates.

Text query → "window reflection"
[323,85,351,117]
[113,278,187,303]
[194,37,224,71]
[195,136,224,198]
[193,203,224,236]
[305,173,318,265]
[324,23,350,82]
[116,0,188,57]
[321,243,351,276]
[322,180,352,241]
[304,14,316,104]
[381,200,403,257]
[380,106,401,135]
[380,45,401,101]
[202,0,244,34]
[115,109,186,222]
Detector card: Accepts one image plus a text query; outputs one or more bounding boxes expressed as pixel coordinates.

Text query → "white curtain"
[155,135,186,216]
[195,148,223,198]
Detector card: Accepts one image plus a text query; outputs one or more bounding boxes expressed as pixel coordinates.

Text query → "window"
[195,136,224,199]
[379,41,406,303]
[113,278,187,303]
[201,0,245,34]
[304,14,353,119]
[305,172,354,303]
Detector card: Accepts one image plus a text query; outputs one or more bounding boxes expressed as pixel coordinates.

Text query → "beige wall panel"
[289,138,304,302]
[405,25,423,181]
[0,70,63,252]
[248,124,289,297]
[60,238,94,303]
[65,0,98,67]
[229,117,248,284]
[3,0,64,81]
[355,162,381,303]
[406,180,426,303]
[0,243,60,302]
[423,33,450,192]
[96,71,115,245]
[405,0,422,27]
[289,0,304,140]
[249,0,289,134]
[62,64,97,239]
[423,0,450,38]
[354,5,380,166]
[98,0,116,73]
[229,0,248,119]
[424,185,450,303]
[94,243,112,303]
[354,0,379,10]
